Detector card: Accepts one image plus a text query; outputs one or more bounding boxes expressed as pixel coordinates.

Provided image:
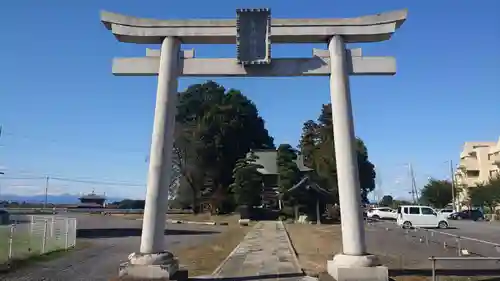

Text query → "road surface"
[2,214,227,281]
[366,219,500,277]
[444,220,500,243]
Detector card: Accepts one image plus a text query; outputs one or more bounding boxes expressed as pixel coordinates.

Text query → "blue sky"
[0,0,498,200]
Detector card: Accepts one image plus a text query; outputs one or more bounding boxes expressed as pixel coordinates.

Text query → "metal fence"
[428,256,500,281]
[401,226,500,257]
[0,215,77,265]
[411,227,500,281]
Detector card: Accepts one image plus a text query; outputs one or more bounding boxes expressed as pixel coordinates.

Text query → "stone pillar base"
[119,252,187,280]
[327,254,388,281]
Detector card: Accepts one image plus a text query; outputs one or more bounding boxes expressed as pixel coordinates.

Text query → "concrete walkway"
[209,221,309,280]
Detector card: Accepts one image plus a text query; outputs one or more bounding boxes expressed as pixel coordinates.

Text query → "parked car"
[438,209,456,218]
[449,209,485,221]
[396,205,449,229]
[367,207,397,220]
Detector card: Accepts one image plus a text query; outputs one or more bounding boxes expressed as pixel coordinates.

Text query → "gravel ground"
[443,220,500,244]
[1,214,227,281]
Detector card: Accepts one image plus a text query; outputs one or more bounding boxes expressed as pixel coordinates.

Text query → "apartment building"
[455,138,500,206]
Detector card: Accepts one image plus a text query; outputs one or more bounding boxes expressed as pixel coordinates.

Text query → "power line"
[0,129,149,156]
[1,176,46,180]
[50,176,145,187]
[1,174,144,187]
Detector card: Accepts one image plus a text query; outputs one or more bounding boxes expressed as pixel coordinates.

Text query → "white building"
[455,138,500,207]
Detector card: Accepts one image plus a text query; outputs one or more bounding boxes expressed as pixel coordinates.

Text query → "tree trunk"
[316,199,321,225]
[191,188,199,214]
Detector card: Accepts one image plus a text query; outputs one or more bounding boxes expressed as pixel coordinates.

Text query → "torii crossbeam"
[112,47,396,77]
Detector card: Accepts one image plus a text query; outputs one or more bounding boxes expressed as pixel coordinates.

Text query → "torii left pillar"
[119,37,183,279]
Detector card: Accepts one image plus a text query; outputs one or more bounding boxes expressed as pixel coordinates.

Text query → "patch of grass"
[0,240,90,272]
[116,212,240,224]
[171,221,254,276]
[168,213,239,224]
[285,223,342,277]
[0,231,69,264]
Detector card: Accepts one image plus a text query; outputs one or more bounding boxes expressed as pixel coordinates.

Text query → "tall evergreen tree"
[174,81,274,212]
[420,178,454,208]
[276,144,302,205]
[229,152,264,207]
[298,103,376,204]
[298,120,319,169]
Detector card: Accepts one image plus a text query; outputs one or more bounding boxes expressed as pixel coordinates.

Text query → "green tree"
[299,120,320,169]
[277,144,301,196]
[117,199,145,209]
[297,104,376,204]
[173,123,206,213]
[420,178,454,208]
[276,143,303,220]
[229,152,264,207]
[356,139,376,201]
[392,199,412,207]
[379,195,394,207]
[469,177,500,211]
[175,81,274,212]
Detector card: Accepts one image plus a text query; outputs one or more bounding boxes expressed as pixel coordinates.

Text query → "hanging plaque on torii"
[236,8,271,66]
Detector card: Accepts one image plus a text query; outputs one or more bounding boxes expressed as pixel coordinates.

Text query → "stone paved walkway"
[210,221,308,281]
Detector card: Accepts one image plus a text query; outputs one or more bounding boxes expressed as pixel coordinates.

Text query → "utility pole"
[44,176,49,209]
[0,171,4,203]
[408,163,418,204]
[449,160,456,211]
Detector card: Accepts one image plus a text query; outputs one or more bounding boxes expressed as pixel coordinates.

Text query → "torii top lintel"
[100,9,407,44]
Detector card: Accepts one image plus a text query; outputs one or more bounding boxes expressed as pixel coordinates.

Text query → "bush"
[236,206,280,220]
[251,208,280,220]
[237,205,251,219]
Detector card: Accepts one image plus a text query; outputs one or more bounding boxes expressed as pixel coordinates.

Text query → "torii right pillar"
[327,34,386,280]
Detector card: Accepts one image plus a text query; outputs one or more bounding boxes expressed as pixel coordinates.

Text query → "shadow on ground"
[390,268,500,279]
[77,228,220,239]
[189,272,305,280]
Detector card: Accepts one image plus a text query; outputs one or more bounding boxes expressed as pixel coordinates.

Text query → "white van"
[396,205,449,229]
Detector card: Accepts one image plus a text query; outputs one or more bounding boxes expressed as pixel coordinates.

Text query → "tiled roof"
[248,149,313,175]
[286,176,331,195]
[79,193,106,200]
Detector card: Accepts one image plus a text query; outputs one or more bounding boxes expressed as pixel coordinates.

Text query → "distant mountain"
[0,193,125,204]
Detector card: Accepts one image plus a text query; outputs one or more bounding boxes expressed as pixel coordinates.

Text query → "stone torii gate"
[101,8,406,280]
